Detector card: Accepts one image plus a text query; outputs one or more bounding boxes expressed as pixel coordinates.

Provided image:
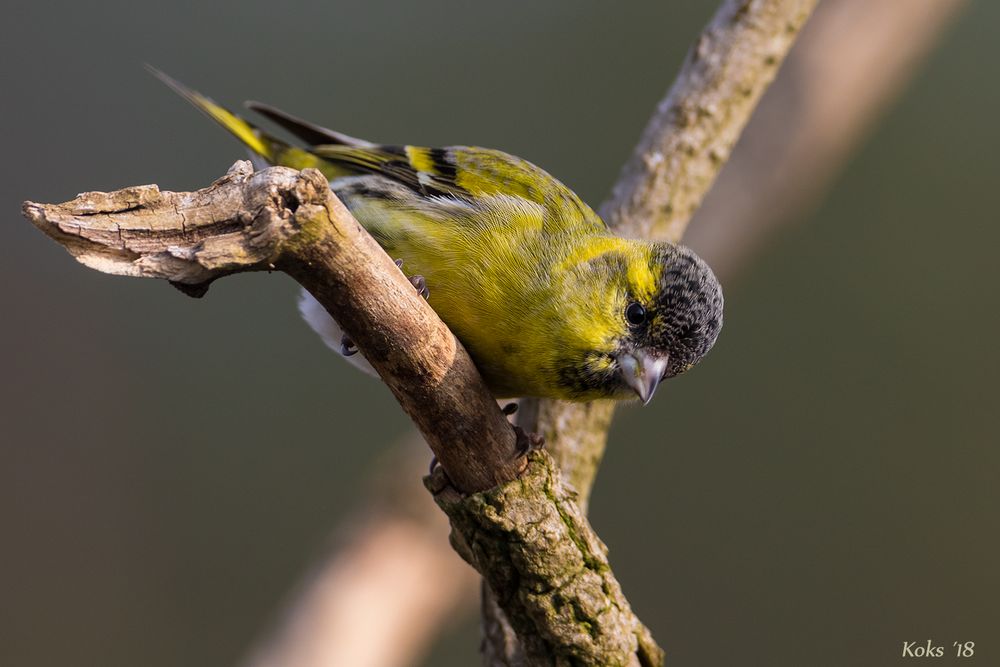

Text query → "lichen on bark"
[429,451,663,667]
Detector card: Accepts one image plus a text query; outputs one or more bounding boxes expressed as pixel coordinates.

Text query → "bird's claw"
[340,334,358,356]
[425,455,454,494]
[340,261,427,360]
[409,275,430,300]
[514,426,545,459]
[395,259,430,300]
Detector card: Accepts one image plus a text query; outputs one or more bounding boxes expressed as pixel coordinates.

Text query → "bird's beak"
[616,350,669,405]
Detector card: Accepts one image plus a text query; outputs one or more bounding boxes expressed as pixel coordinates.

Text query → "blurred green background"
[2,1,997,665]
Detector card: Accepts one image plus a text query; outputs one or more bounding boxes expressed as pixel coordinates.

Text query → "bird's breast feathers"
[331,175,628,396]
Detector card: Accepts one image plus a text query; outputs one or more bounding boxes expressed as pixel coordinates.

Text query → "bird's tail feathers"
[244,100,371,148]
[147,65,304,166]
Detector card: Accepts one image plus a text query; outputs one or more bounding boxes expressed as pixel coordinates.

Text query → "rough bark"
[431,452,662,667]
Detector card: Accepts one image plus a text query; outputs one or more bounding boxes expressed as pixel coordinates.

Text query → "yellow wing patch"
[405,146,436,174]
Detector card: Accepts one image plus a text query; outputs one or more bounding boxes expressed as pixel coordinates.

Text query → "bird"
[150,68,723,404]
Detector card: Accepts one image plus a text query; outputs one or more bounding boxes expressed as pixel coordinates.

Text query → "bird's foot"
[341,260,428,358]
[395,258,430,301]
[409,275,430,300]
[425,455,454,494]
[514,426,546,458]
[340,334,358,356]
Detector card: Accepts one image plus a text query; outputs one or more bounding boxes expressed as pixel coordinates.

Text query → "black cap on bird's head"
[615,243,723,403]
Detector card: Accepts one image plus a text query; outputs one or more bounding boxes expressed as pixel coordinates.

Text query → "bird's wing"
[309,143,607,233]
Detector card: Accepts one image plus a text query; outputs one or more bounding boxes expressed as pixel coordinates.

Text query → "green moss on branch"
[429,451,663,667]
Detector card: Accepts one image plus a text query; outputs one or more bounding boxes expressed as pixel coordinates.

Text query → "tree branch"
[24,161,522,494]
[433,452,662,667]
[601,0,818,242]
[23,161,661,665]
[686,0,968,277]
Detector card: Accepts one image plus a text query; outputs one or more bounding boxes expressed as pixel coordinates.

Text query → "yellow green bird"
[152,69,723,403]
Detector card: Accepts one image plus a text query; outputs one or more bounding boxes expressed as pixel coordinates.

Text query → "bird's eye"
[625,302,647,326]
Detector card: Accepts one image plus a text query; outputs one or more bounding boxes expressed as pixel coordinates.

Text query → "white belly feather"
[298,288,379,378]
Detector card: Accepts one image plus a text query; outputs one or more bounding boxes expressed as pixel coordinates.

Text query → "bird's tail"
[146,65,319,170]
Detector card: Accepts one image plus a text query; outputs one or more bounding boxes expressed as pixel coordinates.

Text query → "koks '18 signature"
[901,640,975,658]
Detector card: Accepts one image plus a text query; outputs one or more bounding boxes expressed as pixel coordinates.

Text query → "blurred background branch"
[233,1,967,665]
[243,436,479,667]
[686,0,969,277]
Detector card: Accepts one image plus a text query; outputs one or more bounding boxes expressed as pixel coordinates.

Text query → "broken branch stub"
[23,161,301,291]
